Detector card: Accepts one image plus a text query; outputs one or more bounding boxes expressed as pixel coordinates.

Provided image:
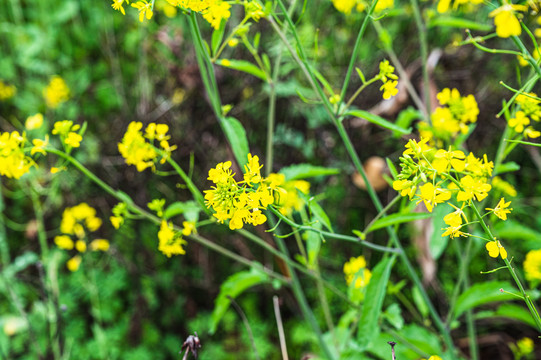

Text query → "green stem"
[362,194,401,234]
[269,206,401,254]
[470,203,541,331]
[29,182,49,260]
[339,0,380,102]
[409,0,430,120]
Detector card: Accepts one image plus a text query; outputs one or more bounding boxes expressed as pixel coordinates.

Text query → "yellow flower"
[43,76,70,108]
[524,249,541,281]
[90,239,110,251]
[0,80,16,101]
[131,0,153,21]
[524,127,541,139]
[25,113,44,130]
[380,80,398,100]
[492,176,517,197]
[67,255,82,272]
[441,204,468,238]
[75,240,87,253]
[112,0,129,15]
[432,148,466,173]
[118,122,158,172]
[54,235,74,250]
[31,136,49,156]
[182,221,196,236]
[343,256,372,288]
[486,240,507,259]
[0,131,35,179]
[60,203,102,236]
[65,132,83,148]
[456,175,491,202]
[509,111,530,133]
[202,0,231,29]
[486,198,512,220]
[392,179,416,199]
[331,0,357,14]
[110,216,123,229]
[416,182,451,212]
[244,153,262,185]
[158,220,187,257]
[489,4,527,38]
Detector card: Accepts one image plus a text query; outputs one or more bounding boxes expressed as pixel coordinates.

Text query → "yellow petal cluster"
[55,203,109,272]
[118,121,176,172]
[524,249,541,281]
[204,154,278,230]
[0,131,35,179]
[343,256,372,289]
[0,80,16,101]
[43,76,70,109]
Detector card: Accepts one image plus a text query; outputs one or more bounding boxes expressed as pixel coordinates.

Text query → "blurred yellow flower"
[43,76,70,108]
[25,113,44,130]
[0,80,16,101]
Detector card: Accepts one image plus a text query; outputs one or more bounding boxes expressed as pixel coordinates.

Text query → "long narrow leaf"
[345,109,411,135]
[367,212,433,232]
[221,116,250,167]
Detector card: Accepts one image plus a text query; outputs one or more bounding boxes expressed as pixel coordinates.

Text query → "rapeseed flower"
[131,0,153,21]
[489,3,527,38]
[486,240,507,259]
[158,220,187,257]
[43,76,70,108]
[509,111,530,133]
[0,80,16,101]
[524,249,541,281]
[25,114,44,130]
[343,256,372,289]
[52,120,82,149]
[112,0,129,14]
[0,131,35,179]
[486,198,512,220]
[55,203,109,271]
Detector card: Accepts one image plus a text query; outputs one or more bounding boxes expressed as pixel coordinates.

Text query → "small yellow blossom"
[90,239,110,251]
[486,240,507,259]
[380,80,398,100]
[0,80,16,100]
[43,76,70,108]
[25,113,44,130]
[31,136,49,156]
[486,198,512,220]
[202,0,231,29]
[158,220,187,257]
[110,216,123,229]
[343,256,372,288]
[416,182,451,212]
[65,132,83,148]
[0,131,35,179]
[524,249,541,281]
[331,0,357,14]
[54,235,74,250]
[489,3,528,38]
[509,111,530,133]
[112,0,129,14]
[131,0,153,21]
[67,255,82,272]
[456,175,491,202]
[182,221,196,236]
[75,240,87,253]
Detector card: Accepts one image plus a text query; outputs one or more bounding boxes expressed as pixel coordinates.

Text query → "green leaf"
[412,286,429,318]
[163,201,201,222]
[476,303,537,329]
[221,116,250,167]
[430,203,450,260]
[306,196,333,232]
[427,16,493,31]
[211,20,227,56]
[383,303,404,330]
[279,164,339,181]
[495,161,520,174]
[305,224,322,269]
[395,107,423,137]
[309,65,334,95]
[216,59,267,81]
[493,220,541,249]
[453,281,517,319]
[386,158,398,179]
[367,212,433,232]
[357,256,395,350]
[345,109,411,135]
[209,266,270,334]
[2,252,39,279]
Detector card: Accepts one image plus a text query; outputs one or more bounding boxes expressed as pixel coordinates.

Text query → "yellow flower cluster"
[204,154,279,230]
[266,173,310,216]
[52,120,83,148]
[524,249,541,282]
[157,220,193,257]
[378,60,399,100]
[54,203,109,272]
[343,256,372,289]
[0,80,16,101]
[43,76,70,109]
[419,88,479,144]
[508,93,541,139]
[392,138,512,253]
[436,0,482,13]
[118,122,176,172]
[331,0,393,14]
[0,131,35,179]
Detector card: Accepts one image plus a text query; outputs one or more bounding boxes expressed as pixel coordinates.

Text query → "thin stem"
[273,296,289,360]
[409,0,430,120]
[339,0,380,102]
[29,182,49,260]
[362,194,401,234]
[470,203,541,331]
[269,206,402,254]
